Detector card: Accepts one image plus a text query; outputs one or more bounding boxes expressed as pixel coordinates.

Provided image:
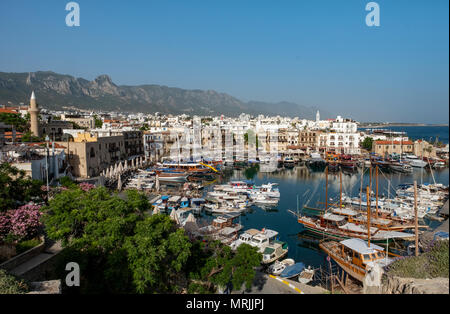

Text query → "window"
[363,254,371,261]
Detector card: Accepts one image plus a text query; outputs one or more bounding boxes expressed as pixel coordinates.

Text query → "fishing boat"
[404,155,427,168]
[389,161,413,173]
[306,152,327,169]
[283,157,295,168]
[252,195,279,205]
[340,155,357,170]
[319,238,394,282]
[195,214,243,245]
[157,172,188,182]
[268,258,295,276]
[261,241,289,264]
[298,266,316,284]
[279,262,305,279]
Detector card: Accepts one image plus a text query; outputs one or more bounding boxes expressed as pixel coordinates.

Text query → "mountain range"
[0,71,330,119]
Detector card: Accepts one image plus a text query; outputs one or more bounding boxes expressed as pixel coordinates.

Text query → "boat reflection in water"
[213,164,449,270]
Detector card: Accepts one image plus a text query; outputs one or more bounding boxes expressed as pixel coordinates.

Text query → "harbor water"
[216,165,449,269]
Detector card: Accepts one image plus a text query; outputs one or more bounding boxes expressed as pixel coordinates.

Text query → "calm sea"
[204,165,449,269]
[360,125,449,144]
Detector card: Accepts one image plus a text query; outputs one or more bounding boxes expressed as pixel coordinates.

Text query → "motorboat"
[261,241,289,264]
[298,266,315,284]
[405,155,427,168]
[279,262,305,279]
[268,258,295,276]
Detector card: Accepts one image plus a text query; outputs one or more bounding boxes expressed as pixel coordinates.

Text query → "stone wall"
[382,276,449,294]
[0,237,45,272]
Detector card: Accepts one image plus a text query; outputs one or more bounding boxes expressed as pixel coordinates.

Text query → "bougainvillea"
[79,182,96,192]
[0,204,42,243]
[0,214,10,239]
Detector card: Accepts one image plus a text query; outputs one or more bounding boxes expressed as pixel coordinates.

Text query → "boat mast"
[421,139,423,185]
[325,166,329,212]
[366,185,371,247]
[375,165,379,218]
[414,181,419,257]
[339,169,342,209]
[359,167,364,211]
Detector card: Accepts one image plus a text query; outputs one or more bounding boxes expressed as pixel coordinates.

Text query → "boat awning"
[340,238,384,254]
[263,247,275,254]
[168,196,182,202]
[331,208,359,216]
[322,213,346,222]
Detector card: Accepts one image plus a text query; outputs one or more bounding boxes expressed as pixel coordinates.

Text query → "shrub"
[0,269,28,294]
[386,240,449,279]
[0,204,42,243]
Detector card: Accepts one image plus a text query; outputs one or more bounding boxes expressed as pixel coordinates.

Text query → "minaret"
[316,110,320,122]
[29,91,40,137]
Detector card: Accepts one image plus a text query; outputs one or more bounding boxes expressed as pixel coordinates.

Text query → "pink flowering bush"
[0,204,42,243]
[79,182,96,192]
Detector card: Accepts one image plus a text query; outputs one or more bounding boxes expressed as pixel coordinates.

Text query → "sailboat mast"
[359,167,364,211]
[366,185,371,247]
[325,166,329,212]
[414,181,419,257]
[376,166,379,218]
[339,170,342,209]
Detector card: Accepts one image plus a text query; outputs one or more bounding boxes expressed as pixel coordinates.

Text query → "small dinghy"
[279,262,305,279]
[298,266,315,284]
[268,258,296,276]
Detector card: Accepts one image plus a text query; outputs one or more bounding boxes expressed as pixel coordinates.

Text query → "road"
[231,271,327,294]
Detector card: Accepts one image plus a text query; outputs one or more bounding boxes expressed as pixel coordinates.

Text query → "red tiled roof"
[0,108,19,114]
[375,140,413,145]
[4,131,23,139]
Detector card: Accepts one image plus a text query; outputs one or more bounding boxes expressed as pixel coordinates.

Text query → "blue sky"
[0,0,448,123]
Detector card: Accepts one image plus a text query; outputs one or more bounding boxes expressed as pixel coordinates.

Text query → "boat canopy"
[263,247,275,254]
[322,213,347,222]
[280,263,305,278]
[340,238,384,255]
[331,208,359,216]
[168,196,182,202]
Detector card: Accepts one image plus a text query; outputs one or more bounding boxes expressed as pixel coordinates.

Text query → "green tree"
[94,116,103,128]
[362,137,374,151]
[43,187,147,248]
[188,241,261,292]
[124,214,192,293]
[139,123,149,131]
[0,163,44,212]
[0,113,28,132]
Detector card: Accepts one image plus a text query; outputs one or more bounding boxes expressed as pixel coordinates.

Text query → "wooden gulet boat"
[292,167,416,243]
[319,185,400,283]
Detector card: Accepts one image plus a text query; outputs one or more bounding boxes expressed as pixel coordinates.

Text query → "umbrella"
[131,158,135,169]
[124,161,128,171]
[137,176,142,190]
[117,174,122,191]
[170,209,181,225]
[155,175,160,192]
[183,213,199,232]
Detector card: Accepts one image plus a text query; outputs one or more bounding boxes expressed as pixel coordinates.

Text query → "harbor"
[116,156,449,292]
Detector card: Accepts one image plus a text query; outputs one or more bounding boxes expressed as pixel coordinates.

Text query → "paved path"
[231,271,327,294]
[9,241,62,277]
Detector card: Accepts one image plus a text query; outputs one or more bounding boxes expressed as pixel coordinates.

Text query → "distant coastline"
[359,123,449,128]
